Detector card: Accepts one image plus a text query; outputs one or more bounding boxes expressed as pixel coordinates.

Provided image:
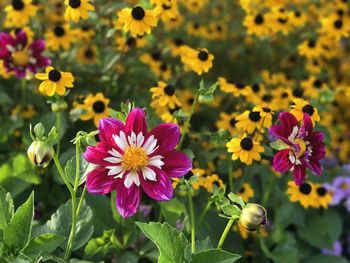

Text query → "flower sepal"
[269,139,290,151]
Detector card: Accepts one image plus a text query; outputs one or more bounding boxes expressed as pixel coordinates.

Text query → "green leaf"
[65,155,93,188]
[227,193,245,209]
[269,139,289,151]
[0,186,14,230]
[136,222,188,263]
[304,255,349,263]
[184,237,213,261]
[21,234,64,256]
[160,198,186,227]
[33,199,93,250]
[220,204,241,217]
[3,192,34,253]
[191,249,241,263]
[198,81,218,103]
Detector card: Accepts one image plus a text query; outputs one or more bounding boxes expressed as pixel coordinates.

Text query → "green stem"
[217,218,235,249]
[56,112,61,156]
[228,156,233,192]
[178,91,199,149]
[262,175,274,206]
[196,201,212,228]
[259,236,274,259]
[65,190,77,260]
[52,155,73,195]
[187,184,196,254]
[74,140,81,191]
[20,78,26,104]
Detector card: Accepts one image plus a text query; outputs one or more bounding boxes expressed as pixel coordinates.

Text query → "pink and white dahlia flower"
[84,108,192,217]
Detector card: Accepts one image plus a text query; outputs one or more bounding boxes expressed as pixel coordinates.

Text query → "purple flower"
[325,176,350,205]
[84,108,192,218]
[322,240,342,256]
[0,30,51,78]
[269,112,326,185]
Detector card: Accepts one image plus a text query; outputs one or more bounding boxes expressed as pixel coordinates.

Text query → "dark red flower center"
[198,50,209,61]
[12,0,24,10]
[69,0,81,8]
[131,6,145,20]
[249,111,261,122]
[294,11,301,17]
[302,104,315,116]
[252,84,260,93]
[240,138,253,151]
[48,69,61,82]
[84,49,94,58]
[93,101,105,113]
[54,25,65,37]
[308,40,316,48]
[126,37,136,48]
[299,183,312,195]
[230,118,237,127]
[292,88,303,98]
[174,38,184,46]
[160,63,167,71]
[254,14,264,24]
[164,85,175,96]
[313,79,322,88]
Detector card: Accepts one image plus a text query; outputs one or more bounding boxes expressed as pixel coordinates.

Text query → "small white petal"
[104,157,122,164]
[136,132,145,147]
[107,165,124,176]
[149,155,164,168]
[143,136,159,155]
[142,167,157,181]
[108,149,123,158]
[124,171,140,188]
[288,126,299,142]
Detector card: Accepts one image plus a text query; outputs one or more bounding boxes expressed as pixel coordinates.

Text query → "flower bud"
[27,141,55,168]
[51,100,68,112]
[239,203,267,231]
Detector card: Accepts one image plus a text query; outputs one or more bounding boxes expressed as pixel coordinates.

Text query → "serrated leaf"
[3,192,34,253]
[191,248,241,263]
[0,186,14,230]
[269,139,289,151]
[136,222,188,263]
[184,237,213,261]
[21,233,64,256]
[160,198,186,226]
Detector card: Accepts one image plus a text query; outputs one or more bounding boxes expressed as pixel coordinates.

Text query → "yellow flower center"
[12,51,29,66]
[293,138,306,157]
[341,183,348,190]
[122,146,148,171]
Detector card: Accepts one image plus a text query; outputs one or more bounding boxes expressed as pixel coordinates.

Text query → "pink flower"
[84,108,192,217]
[269,112,326,185]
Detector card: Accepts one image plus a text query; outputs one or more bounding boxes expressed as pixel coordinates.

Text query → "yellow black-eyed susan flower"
[226,135,264,165]
[76,93,110,126]
[301,76,328,98]
[167,37,185,57]
[150,81,181,109]
[320,14,350,40]
[236,110,263,134]
[203,174,224,193]
[290,98,320,123]
[237,183,254,202]
[76,45,98,65]
[287,181,317,208]
[64,0,94,22]
[298,39,324,59]
[180,46,214,75]
[313,184,332,209]
[4,0,37,27]
[243,13,271,37]
[253,106,274,129]
[118,5,158,37]
[216,112,240,135]
[116,35,146,53]
[218,77,252,97]
[35,66,74,96]
[153,0,179,22]
[45,24,75,51]
[78,24,96,41]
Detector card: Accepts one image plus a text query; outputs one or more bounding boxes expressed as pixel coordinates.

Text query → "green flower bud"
[27,141,55,168]
[239,203,267,231]
[51,100,68,112]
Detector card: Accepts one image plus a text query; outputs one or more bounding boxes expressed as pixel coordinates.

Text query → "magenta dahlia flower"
[269,112,326,185]
[84,108,192,217]
[0,30,51,78]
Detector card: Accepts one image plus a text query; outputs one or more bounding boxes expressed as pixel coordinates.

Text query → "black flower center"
[48,69,61,82]
[54,25,65,37]
[252,84,260,93]
[316,187,327,196]
[126,37,136,48]
[239,187,245,193]
[162,4,171,10]
[308,40,316,48]
[69,0,81,8]
[84,49,94,58]
[254,14,264,24]
[184,171,194,180]
[160,63,167,71]
[334,19,343,29]
[313,79,322,88]
[299,183,312,195]
[187,98,194,104]
[337,9,344,17]
[292,88,303,98]
[81,25,90,31]
[198,50,209,61]
[174,38,183,46]
[229,118,237,127]
[294,11,301,17]
[249,111,261,122]
[92,101,105,113]
[281,92,288,98]
[240,138,253,151]
[262,107,271,113]
[151,51,161,61]
[164,85,175,96]
[262,94,272,102]
[12,0,24,10]
[278,18,288,24]
[302,104,315,116]
[131,6,145,20]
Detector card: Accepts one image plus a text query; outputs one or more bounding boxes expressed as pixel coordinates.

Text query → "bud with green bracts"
[51,100,68,112]
[239,203,267,231]
[27,141,55,168]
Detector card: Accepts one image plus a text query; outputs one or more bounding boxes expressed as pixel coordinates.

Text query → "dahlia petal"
[86,167,117,194]
[116,182,141,218]
[306,159,323,176]
[293,165,306,186]
[125,108,147,136]
[269,125,291,144]
[84,143,112,166]
[143,135,158,155]
[124,171,140,188]
[148,123,180,154]
[98,117,125,147]
[148,155,164,168]
[301,113,313,134]
[279,112,298,129]
[272,149,293,173]
[30,40,45,55]
[141,167,173,201]
[142,166,157,181]
[16,30,28,47]
[162,150,192,178]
